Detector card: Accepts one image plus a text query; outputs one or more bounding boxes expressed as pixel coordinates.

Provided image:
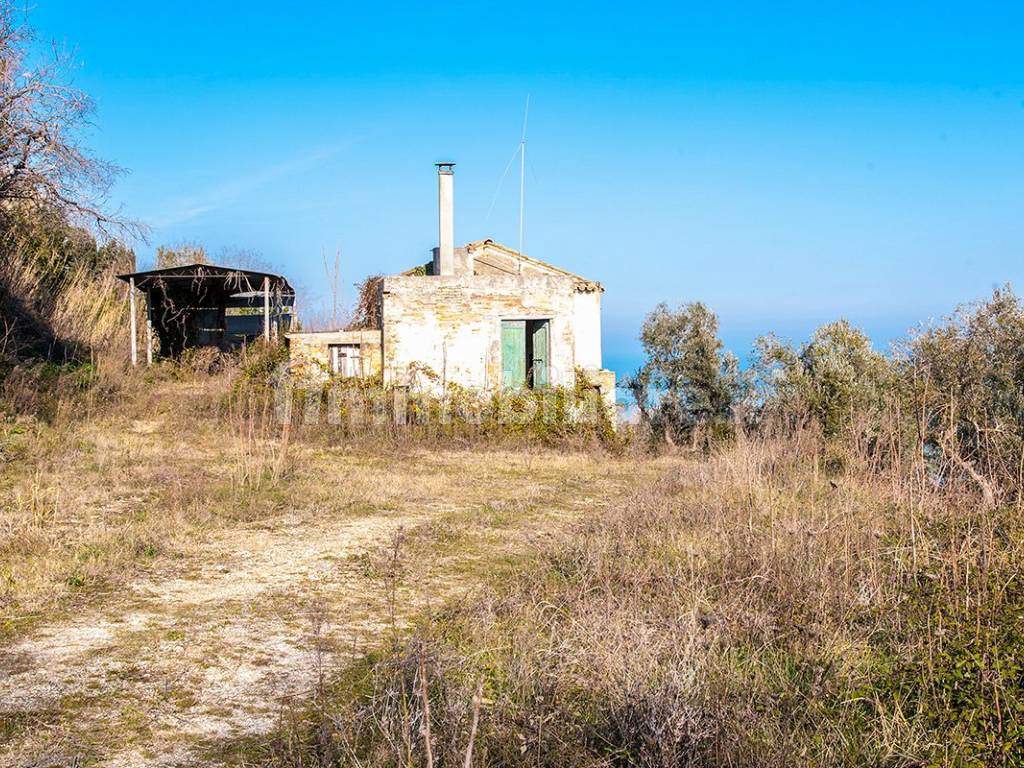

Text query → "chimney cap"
[435,162,455,174]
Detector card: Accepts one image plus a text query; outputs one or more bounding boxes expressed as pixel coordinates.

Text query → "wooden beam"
[129,277,138,367]
[263,276,270,341]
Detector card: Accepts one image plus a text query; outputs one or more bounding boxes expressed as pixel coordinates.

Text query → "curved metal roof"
[116,262,294,294]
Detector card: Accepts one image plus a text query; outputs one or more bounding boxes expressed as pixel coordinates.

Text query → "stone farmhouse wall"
[380,273,601,394]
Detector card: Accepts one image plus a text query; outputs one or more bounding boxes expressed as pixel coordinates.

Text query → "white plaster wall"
[572,290,602,370]
[381,274,582,393]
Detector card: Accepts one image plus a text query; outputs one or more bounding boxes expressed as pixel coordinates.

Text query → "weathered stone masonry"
[382,273,581,391]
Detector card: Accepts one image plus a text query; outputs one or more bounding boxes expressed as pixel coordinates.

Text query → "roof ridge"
[465,239,602,290]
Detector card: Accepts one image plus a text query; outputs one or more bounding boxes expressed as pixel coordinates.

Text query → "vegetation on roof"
[346,275,384,330]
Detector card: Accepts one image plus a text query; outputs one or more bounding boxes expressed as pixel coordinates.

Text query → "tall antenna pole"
[518,94,530,257]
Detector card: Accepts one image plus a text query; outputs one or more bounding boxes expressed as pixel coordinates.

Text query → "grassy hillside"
[250,430,1023,768]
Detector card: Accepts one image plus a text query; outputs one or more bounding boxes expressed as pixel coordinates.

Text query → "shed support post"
[145,289,153,366]
[129,277,138,367]
[263,276,270,342]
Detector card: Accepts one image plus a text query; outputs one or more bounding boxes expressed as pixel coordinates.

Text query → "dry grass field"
[2,373,1022,768]
[0,378,664,766]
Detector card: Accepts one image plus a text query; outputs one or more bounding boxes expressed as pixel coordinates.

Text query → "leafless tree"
[217,245,274,273]
[0,1,136,237]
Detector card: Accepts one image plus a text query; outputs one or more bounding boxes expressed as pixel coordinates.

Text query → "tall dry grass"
[0,241,128,360]
[259,424,1023,767]
[0,241,135,421]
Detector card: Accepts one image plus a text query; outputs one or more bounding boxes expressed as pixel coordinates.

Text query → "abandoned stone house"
[287,163,616,411]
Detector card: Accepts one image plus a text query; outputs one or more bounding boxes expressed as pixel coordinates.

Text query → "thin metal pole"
[145,289,153,366]
[263,276,270,341]
[129,277,138,367]
[518,94,529,261]
[518,140,525,257]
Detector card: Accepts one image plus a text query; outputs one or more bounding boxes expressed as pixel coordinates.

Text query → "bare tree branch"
[0,1,141,240]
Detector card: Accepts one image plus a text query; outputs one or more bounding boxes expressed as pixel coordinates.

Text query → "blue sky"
[35,1,1024,377]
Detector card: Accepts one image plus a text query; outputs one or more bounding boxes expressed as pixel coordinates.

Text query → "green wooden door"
[530,320,549,388]
[501,320,526,388]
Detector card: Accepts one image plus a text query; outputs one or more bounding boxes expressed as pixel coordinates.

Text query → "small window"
[330,344,362,377]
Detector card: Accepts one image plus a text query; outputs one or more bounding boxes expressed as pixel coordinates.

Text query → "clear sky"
[34,1,1024,377]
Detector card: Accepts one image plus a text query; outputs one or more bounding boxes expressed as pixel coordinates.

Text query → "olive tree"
[902,287,1024,504]
[753,320,894,439]
[627,302,749,445]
